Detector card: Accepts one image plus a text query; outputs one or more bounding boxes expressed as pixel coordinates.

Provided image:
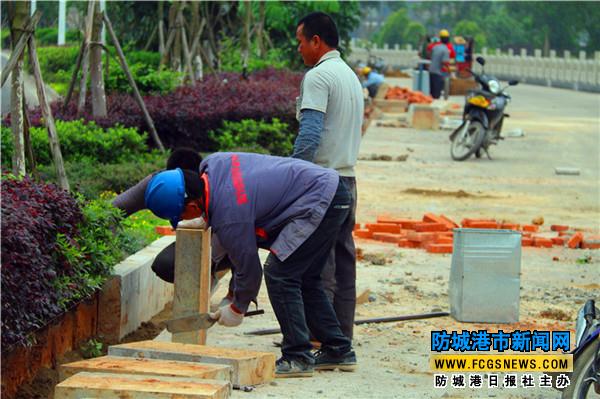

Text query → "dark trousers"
[366,83,381,98]
[321,176,357,339]
[430,72,444,99]
[264,180,353,363]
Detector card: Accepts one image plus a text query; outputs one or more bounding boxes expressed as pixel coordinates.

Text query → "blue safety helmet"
[144,168,185,228]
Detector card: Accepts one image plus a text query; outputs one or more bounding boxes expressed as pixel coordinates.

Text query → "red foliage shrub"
[1,174,82,351]
[26,68,302,151]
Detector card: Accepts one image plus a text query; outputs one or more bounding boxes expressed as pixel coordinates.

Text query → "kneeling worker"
[144,152,357,378]
[360,66,385,98]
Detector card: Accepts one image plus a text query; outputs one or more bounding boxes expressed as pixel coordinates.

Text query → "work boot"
[314,349,357,372]
[275,357,314,378]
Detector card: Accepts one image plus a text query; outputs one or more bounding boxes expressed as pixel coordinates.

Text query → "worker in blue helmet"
[144,152,357,378]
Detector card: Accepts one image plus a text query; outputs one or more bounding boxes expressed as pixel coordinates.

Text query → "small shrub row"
[209,118,295,156]
[26,68,301,151]
[1,120,147,166]
[0,174,156,351]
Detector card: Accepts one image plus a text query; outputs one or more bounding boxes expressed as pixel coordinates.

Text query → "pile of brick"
[353,214,600,254]
[385,86,433,104]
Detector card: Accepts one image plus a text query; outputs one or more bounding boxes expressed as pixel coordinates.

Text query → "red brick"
[395,220,421,230]
[438,214,459,229]
[461,218,497,227]
[353,229,373,239]
[522,225,539,233]
[407,231,438,243]
[414,222,448,232]
[521,237,533,246]
[155,226,175,236]
[436,237,453,244]
[501,223,520,230]
[581,240,600,249]
[376,216,406,225]
[354,223,361,230]
[551,225,569,232]
[567,232,584,249]
[365,223,402,234]
[426,243,453,254]
[398,239,419,248]
[468,221,499,229]
[533,237,553,248]
[551,237,566,246]
[372,233,405,243]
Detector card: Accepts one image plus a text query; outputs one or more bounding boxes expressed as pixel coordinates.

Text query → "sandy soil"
[17,80,599,398]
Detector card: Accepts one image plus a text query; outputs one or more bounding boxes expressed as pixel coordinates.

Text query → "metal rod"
[244,312,449,336]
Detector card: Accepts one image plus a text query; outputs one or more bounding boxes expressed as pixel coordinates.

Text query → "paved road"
[358,77,600,230]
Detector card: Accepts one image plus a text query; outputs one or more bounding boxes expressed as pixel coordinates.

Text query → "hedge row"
[27,68,301,151]
[0,174,137,351]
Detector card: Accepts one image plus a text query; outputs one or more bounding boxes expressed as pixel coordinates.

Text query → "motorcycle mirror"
[476,56,486,66]
[508,80,519,86]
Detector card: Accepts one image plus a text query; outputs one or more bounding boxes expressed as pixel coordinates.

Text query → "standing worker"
[292,12,364,341]
[144,153,357,377]
[360,66,385,98]
[429,29,454,99]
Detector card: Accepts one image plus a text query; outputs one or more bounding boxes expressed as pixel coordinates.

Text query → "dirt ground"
[17,80,599,398]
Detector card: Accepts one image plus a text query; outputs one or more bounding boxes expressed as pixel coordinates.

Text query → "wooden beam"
[77,0,96,115]
[62,35,87,110]
[28,35,70,191]
[55,371,230,398]
[178,11,196,85]
[103,12,165,151]
[0,11,41,88]
[173,228,211,345]
[59,356,232,382]
[108,341,276,388]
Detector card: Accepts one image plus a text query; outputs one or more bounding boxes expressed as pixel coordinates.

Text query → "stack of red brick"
[353,214,600,254]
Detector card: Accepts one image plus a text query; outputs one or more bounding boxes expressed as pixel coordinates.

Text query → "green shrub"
[1,120,148,166]
[38,151,166,199]
[104,58,181,95]
[209,118,295,156]
[35,27,81,46]
[33,46,80,79]
[219,37,289,73]
[125,50,161,68]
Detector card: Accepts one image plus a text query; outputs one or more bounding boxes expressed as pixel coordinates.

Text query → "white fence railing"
[348,42,600,92]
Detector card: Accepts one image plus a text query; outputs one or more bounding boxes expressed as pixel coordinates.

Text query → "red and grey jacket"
[200,152,338,312]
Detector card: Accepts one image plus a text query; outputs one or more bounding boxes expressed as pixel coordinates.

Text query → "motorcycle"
[449,56,518,161]
[559,299,600,398]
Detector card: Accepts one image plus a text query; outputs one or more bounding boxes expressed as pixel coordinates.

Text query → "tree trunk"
[8,1,29,177]
[78,1,96,115]
[172,3,182,71]
[158,1,165,56]
[241,2,252,77]
[28,35,70,191]
[257,2,266,58]
[90,0,107,118]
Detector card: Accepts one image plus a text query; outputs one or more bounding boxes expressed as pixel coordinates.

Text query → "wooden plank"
[173,228,211,345]
[54,371,230,399]
[0,11,41,87]
[59,356,232,382]
[108,341,276,388]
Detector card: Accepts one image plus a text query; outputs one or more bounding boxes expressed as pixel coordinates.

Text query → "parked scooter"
[449,56,518,161]
[558,299,600,398]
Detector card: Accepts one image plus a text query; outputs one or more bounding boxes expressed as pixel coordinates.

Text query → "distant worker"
[428,29,454,99]
[360,66,385,98]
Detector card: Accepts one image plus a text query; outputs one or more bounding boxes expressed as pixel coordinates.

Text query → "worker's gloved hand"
[218,295,233,308]
[210,304,243,327]
[177,217,207,229]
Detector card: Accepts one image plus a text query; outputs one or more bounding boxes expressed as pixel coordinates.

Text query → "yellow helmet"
[439,29,450,38]
[361,66,372,76]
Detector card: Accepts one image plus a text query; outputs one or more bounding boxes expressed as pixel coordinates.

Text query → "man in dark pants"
[292,12,363,340]
[144,152,356,377]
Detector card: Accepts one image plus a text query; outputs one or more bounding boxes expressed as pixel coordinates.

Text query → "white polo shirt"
[296,50,364,177]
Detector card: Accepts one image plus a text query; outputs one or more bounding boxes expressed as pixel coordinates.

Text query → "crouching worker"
[144,152,357,378]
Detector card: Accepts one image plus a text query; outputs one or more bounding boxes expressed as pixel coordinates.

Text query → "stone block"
[408,104,440,130]
[374,98,408,113]
[98,236,175,343]
[54,372,230,399]
[108,341,275,388]
[59,356,232,383]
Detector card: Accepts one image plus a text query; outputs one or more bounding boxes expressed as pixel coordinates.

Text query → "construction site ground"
[209,78,599,399]
[17,79,599,398]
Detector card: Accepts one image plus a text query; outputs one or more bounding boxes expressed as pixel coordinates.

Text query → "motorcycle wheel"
[450,121,485,161]
[561,341,600,399]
